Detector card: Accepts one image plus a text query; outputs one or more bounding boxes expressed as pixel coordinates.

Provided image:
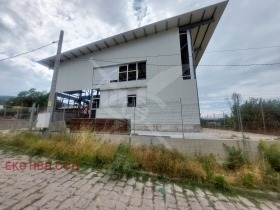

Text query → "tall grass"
[0,132,279,192]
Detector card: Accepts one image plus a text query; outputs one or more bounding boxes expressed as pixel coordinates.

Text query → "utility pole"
[44,30,64,137]
[260,98,266,133]
[29,103,36,130]
[236,95,245,140]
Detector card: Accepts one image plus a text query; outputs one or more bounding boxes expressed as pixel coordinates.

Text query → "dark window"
[128,63,136,71]
[119,65,127,72]
[128,71,136,81]
[179,30,191,80]
[127,95,136,107]
[138,62,146,79]
[119,72,127,81]
[119,65,127,82]
[118,62,146,82]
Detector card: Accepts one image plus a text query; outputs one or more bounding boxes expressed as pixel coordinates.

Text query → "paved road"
[0,152,279,210]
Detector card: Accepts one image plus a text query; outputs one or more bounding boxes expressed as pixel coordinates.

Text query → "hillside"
[0,96,14,105]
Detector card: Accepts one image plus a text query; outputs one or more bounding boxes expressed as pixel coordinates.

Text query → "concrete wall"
[0,120,30,130]
[93,133,274,162]
[56,27,200,131]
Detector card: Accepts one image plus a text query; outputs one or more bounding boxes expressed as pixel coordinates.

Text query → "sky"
[0,0,280,115]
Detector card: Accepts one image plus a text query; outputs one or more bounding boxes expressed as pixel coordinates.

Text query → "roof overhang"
[38,1,228,69]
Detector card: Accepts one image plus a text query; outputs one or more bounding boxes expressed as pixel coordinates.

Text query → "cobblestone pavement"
[0,152,279,210]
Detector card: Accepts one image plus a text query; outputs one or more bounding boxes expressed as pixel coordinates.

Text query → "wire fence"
[0,96,279,135]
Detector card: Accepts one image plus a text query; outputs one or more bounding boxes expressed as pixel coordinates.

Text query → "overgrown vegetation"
[201,93,280,135]
[223,143,247,170]
[0,132,279,193]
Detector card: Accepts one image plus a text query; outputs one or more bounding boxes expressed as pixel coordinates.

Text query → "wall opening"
[127,94,136,107]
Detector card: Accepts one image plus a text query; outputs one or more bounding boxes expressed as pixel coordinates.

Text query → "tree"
[6,88,49,107]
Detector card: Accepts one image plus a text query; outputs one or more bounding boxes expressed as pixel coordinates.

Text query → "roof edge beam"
[133,31,138,39]
[179,17,215,32]
[86,47,93,53]
[78,50,86,55]
[63,55,71,60]
[113,38,119,45]
[95,44,101,51]
[70,52,78,58]
[104,41,109,48]
[154,25,157,34]
[143,28,147,37]
[123,35,127,43]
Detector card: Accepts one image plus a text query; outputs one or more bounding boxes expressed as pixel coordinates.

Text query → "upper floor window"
[118,61,146,82]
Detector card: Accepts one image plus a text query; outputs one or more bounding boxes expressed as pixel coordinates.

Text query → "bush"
[223,144,247,170]
[242,172,255,188]
[258,141,280,172]
[202,154,216,182]
[213,175,229,191]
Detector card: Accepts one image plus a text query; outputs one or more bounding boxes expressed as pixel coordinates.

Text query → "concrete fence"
[0,119,30,130]
[91,133,275,162]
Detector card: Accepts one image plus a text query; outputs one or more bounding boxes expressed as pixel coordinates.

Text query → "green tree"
[6,88,49,107]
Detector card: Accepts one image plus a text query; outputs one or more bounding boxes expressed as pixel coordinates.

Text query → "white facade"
[56,28,200,131]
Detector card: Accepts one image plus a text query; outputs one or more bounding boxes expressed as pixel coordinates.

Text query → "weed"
[223,144,247,170]
[213,175,229,191]
[202,154,216,182]
[258,141,280,172]
[242,171,255,188]
[109,143,140,177]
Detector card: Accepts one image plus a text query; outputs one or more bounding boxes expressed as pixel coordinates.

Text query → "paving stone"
[11,193,43,210]
[264,201,279,210]
[221,201,237,210]
[115,201,127,210]
[1,152,279,210]
[57,195,80,209]
[189,201,203,210]
[119,195,130,205]
[238,196,256,208]
[130,197,142,207]
[123,185,134,197]
[127,177,136,186]
[74,198,91,209]
[43,200,61,209]
[213,201,226,210]
[174,184,183,193]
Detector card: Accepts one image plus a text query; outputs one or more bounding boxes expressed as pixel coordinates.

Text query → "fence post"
[29,103,36,130]
[133,99,136,135]
[180,98,185,139]
[236,95,245,140]
[260,99,266,134]
[4,107,6,118]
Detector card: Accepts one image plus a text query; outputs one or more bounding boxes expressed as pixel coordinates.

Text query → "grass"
[0,131,279,195]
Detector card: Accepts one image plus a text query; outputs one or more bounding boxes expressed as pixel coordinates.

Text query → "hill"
[0,96,14,105]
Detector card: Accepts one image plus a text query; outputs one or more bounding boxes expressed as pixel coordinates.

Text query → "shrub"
[242,171,255,188]
[258,141,280,172]
[223,144,247,170]
[213,175,229,191]
[202,154,216,182]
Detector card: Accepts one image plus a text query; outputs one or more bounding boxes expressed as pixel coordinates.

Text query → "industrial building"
[38,1,227,132]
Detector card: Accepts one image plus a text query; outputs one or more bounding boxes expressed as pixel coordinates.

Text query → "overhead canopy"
[38,1,228,69]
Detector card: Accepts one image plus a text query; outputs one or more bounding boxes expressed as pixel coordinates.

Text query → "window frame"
[127,94,137,107]
[118,61,146,82]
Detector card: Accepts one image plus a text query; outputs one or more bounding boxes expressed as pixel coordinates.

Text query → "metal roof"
[38,1,228,69]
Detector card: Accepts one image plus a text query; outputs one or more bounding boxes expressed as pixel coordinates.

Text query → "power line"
[0,41,58,62]
[75,57,280,67]
[204,45,280,53]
